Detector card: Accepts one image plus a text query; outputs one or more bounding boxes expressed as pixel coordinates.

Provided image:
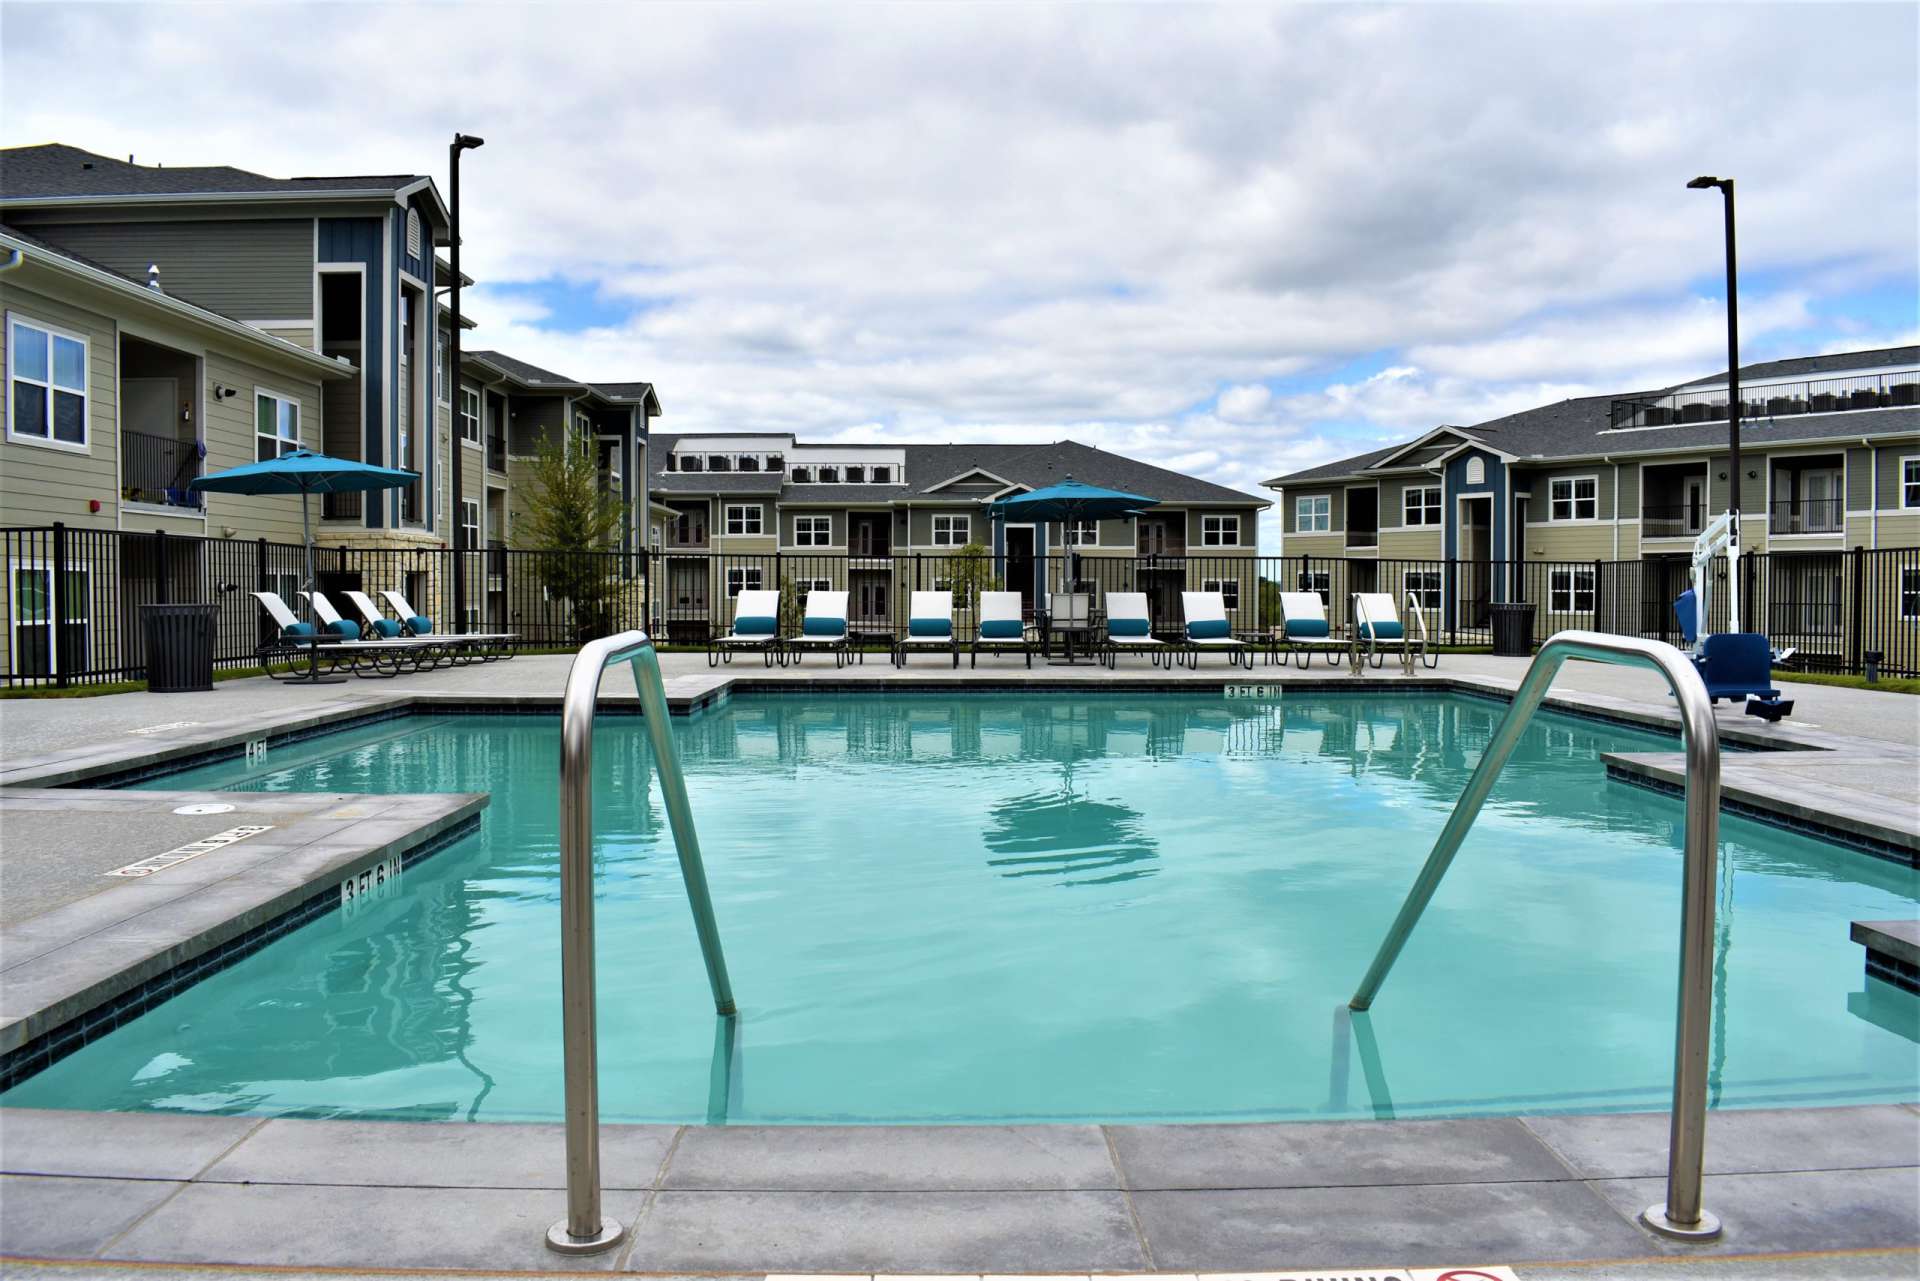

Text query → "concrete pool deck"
[1,652,1916,1275]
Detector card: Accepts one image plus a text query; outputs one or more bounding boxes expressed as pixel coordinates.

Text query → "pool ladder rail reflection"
[547,631,735,1257]
[1350,630,1725,1241]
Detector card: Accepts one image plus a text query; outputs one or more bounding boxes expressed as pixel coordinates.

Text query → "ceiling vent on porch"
[146,264,163,293]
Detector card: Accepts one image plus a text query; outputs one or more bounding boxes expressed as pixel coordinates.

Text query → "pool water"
[6,692,1914,1124]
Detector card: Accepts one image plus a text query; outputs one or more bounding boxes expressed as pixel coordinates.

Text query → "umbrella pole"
[302,489,315,602]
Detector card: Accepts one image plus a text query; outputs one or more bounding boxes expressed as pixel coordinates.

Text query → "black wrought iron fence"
[3,525,1916,686]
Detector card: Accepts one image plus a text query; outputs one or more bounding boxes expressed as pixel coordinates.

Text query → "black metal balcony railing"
[1610,369,1919,430]
[1768,498,1844,535]
[1641,502,1708,539]
[121,430,202,509]
[1347,525,1380,546]
[487,435,506,472]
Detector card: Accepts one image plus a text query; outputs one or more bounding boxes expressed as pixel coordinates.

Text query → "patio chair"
[1277,592,1349,669]
[344,589,406,639]
[1102,591,1170,667]
[1046,590,1095,663]
[709,589,783,667]
[1179,591,1249,667]
[302,591,447,673]
[894,590,959,668]
[970,591,1034,668]
[1698,632,1793,721]
[378,589,437,638]
[1352,592,1436,675]
[378,588,518,659]
[787,589,859,668]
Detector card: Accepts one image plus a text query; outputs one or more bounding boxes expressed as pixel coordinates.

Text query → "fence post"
[255,538,268,592]
[154,527,171,606]
[51,522,70,689]
[1592,559,1605,636]
[1849,546,1866,675]
[1741,553,1757,638]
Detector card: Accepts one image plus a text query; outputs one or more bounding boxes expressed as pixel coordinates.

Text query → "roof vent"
[146,264,163,293]
[81,161,93,170]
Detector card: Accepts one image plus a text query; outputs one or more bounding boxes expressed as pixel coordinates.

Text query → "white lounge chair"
[1352,592,1435,674]
[377,588,517,656]
[895,590,959,668]
[709,589,783,666]
[787,589,858,667]
[302,591,447,672]
[343,589,406,639]
[1102,592,1170,667]
[970,591,1033,668]
[1180,591,1249,667]
[1277,592,1349,669]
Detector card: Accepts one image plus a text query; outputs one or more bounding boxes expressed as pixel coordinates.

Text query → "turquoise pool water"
[6,692,1914,1124]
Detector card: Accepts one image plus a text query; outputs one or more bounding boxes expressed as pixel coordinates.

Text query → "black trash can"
[1489,601,1536,657]
[142,603,219,693]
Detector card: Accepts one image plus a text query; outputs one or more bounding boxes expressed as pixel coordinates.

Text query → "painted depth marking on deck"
[104,826,274,878]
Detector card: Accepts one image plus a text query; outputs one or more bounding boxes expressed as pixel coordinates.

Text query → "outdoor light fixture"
[1686,175,1725,190]
[1689,173,1742,544]
[448,130,485,635]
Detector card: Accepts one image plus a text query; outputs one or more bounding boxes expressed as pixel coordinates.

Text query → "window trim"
[459,497,480,546]
[1548,565,1597,613]
[724,503,764,536]
[457,386,481,446]
[1403,568,1443,612]
[1295,494,1331,533]
[1062,518,1099,548]
[435,330,451,406]
[253,387,303,462]
[930,513,971,547]
[725,566,765,597]
[1900,567,1920,621]
[1900,455,1920,510]
[1201,513,1241,547]
[1403,485,1442,527]
[1548,474,1601,523]
[9,558,92,677]
[6,313,91,454]
[1200,576,1241,610]
[793,514,833,547]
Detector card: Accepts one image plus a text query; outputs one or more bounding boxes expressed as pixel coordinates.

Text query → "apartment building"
[1263,345,1919,649]
[649,434,1269,639]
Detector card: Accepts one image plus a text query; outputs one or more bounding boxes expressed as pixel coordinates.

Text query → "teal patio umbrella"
[988,475,1158,526]
[191,449,419,597]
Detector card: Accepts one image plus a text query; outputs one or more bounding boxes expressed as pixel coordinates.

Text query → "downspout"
[1865,438,1877,549]
[1608,458,1619,560]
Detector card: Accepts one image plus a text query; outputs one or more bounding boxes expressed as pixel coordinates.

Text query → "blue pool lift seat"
[1697,632,1795,721]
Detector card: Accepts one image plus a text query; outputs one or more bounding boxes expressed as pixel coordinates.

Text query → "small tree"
[944,542,1001,613]
[512,433,627,644]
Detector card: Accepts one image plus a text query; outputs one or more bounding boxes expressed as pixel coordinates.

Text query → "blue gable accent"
[317,217,387,529]
[1444,447,1510,614]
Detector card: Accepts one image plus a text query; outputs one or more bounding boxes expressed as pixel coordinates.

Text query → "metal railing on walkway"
[548,631,735,1256]
[1349,630,1724,1240]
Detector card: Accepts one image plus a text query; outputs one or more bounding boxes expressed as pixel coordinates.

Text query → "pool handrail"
[1347,630,1724,1242]
[547,630,736,1256]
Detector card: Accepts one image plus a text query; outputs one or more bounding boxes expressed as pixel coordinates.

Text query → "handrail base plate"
[1641,1203,1723,1240]
[546,1217,625,1256]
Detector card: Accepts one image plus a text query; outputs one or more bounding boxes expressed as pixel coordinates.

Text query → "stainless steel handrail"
[547,631,737,1256]
[1348,631,1724,1241]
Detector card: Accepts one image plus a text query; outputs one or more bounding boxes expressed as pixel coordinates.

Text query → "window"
[844,464,865,484]
[795,576,831,610]
[817,465,841,484]
[1404,570,1442,611]
[1404,486,1442,526]
[1549,566,1596,613]
[794,515,832,547]
[736,455,761,472]
[458,388,480,445]
[7,317,88,449]
[406,208,423,259]
[1296,570,1330,603]
[10,563,89,676]
[1902,568,1920,621]
[1201,577,1241,609]
[460,499,480,548]
[726,567,764,597]
[931,513,970,547]
[870,465,891,484]
[1063,519,1099,547]
[1295,495,1330,533]
[255,391,301,461]
[725,503,763,535]
[1550,476,1599,521]
[1202,514,1240,546]
[680,455,704,473]
[706,454,732,472]
[436,331,451,404]
[789,465,813,483]
[1903,457,1920,509]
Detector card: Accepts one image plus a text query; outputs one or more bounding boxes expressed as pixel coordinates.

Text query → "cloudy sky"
[5,3,1915,548]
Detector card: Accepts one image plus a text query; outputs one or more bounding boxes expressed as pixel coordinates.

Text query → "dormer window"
[817,465,841,484]
[790,465,813,483]
[871,465,891,484]
[844,464,865,484]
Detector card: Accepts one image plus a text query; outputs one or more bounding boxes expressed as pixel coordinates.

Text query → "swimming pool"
[4,692,1913,1124]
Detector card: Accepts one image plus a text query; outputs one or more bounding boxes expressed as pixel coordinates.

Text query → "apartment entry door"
[1457,495,1493,630]
[1003,526,1036,615]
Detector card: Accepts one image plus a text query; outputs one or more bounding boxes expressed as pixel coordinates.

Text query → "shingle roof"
[1677,345,1919,388]
[595,381,657,401]
[1,144,424,201]
[652,473,785,496]
[467,350,584,388]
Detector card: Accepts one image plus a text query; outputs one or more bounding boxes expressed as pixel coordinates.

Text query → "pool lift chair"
[1675,513,1795,721]
[894,590,960,668]
[1276,591,1350,669]
[786,589,860,668]
[707,588,784,667]
[1350,592,1436,675]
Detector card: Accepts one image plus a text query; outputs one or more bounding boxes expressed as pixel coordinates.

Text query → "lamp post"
[1687,175,1740,547]
[450,132,484,634]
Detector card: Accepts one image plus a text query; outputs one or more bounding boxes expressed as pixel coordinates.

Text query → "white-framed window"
[436,331,450,404]
[7,315,89,450]
[1901,568,1920,621]
[9,561,90,676]
[1549,566,1597,613]
[931,576,954,593]
[1201,577,1241,610]
[794,515,832,547]
[1902,456,1920,509]
[1549,476,1599,521]
[726,567,764,597]
[1295,495,1330,533]
[406,208,423,259]
[1063,519,1099,547]
[1296,569,1330,603]
[871,464,892,484]
[725,503,763,536]
[1404,486,1442,526]
[1404,569,1442,611]
[931,513,971,547]
[794,575,831,610]
[255,390,301,461]
[460,498,480,547]
[1202,514,1240,546]
[789,464,813,483]
[458,387,480,445]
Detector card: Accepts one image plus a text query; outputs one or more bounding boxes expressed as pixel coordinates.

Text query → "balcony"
[1768,498,1844,536]
[487,434,506,473]
[121,430,202,510]
[1610,369,1918,430]
[1641,503,1707,540]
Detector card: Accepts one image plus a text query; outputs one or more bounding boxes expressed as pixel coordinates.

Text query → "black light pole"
[449,132,484,633]
[1688,175,1740,538]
